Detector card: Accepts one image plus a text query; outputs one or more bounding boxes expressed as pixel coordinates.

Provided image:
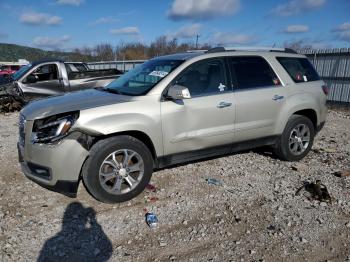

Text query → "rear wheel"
[82,135,154,203]
[274,115,315,161]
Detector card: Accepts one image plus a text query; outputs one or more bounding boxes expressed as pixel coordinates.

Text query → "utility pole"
[195,34,200,49]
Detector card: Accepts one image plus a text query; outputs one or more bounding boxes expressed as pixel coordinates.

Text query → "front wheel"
[274,115,315,161]
[82,135,154,203]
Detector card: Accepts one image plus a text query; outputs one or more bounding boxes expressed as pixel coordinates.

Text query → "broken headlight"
[32,111,79,143]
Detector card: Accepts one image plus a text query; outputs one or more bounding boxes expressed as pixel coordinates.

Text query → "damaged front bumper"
[0,81,25,112]
[18,127,90,197]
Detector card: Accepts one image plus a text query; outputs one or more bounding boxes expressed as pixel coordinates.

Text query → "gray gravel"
[0,109,349,261]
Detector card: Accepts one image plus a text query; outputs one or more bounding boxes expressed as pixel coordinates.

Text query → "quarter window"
[276,57,320,83]
[174,58,229,97]
[229,56,281,90]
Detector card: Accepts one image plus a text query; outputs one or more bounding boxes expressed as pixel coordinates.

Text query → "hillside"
[0,43,93,62]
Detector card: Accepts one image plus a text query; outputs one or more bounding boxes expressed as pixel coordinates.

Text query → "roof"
[205,46,297,54]
[31,58,64,66]
[65,62,87,64]
[152,52,203,61]
[151,47,300,62]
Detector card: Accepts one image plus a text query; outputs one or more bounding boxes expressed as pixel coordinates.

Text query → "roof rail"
[186,50,208,53]
[205,46,297,54]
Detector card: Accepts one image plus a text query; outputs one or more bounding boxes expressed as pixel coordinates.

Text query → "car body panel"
[161,92,235,155]
[74,95,163,156]
[21,89,130,120]
[232,85,287,142]
[19,120,89,186]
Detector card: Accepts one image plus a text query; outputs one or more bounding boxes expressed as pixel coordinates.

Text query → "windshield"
[104,59,184,95]
[12,64,32,80]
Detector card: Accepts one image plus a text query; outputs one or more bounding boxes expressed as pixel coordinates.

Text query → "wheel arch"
[91,130,158,161]
[292,109,317,130]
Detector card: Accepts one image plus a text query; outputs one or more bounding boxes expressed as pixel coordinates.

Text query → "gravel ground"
[0,109,349,262]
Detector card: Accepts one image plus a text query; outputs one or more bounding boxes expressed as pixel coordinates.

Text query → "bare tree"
[69,37,212,61]
[284,40,313,51]
[94,43,114,61]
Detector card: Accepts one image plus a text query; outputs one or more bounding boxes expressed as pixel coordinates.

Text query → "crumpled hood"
[21,89,133,120]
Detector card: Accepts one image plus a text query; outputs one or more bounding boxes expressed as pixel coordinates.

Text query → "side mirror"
[26,74,37,84]
[167,84,191,100]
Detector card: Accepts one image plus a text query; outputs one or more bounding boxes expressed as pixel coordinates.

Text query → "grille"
[19,113,26,146]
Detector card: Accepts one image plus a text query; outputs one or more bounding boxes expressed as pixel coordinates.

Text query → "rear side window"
[229,56,281,90]
[277,57,320,83]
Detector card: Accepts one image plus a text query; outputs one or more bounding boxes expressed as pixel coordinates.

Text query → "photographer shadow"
[38,202,112,262]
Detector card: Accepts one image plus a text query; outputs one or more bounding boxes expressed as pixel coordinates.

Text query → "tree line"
[73,37,317,62]
[73,36,211,62]
[0,37,314,62]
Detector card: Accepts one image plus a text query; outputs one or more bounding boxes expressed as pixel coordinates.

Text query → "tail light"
[322,85,329,95]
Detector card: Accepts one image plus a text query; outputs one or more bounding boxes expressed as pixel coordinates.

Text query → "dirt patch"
[0,110,349,261]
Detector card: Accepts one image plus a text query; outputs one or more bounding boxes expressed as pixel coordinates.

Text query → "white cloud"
[168,0,240,20]
[167,23,202,40]
[211,32,257,45]
[56,0,84,6]
[338,31,350,42]
[271,0,326,16]
[284,25,309,33]
[332,22,350,32]
[110,27,140,35]
[20,12,62,25]
[33,35,70,49]
[90,17,119,25]
[332,22,350,42]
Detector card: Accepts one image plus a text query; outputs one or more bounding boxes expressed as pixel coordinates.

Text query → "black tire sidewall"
[83,136,153,203]
[279,115,315,161]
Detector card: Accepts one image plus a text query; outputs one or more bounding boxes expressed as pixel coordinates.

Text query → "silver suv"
[18,47,328,203]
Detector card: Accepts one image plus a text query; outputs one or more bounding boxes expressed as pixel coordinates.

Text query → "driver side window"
[30,64,59,82]
[174,58,229,97]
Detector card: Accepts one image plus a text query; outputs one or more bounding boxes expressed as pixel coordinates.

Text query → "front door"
[161,58,235,156]
[21,63,64,98]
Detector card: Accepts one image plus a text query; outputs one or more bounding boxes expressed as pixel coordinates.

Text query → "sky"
[0,0,350,51]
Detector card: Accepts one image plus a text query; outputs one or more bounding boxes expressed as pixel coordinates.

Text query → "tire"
[82,135,154,203]
[274,115,315,161]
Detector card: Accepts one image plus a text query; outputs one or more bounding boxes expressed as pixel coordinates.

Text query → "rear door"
[161,58,235,156]
[229,56,286,142]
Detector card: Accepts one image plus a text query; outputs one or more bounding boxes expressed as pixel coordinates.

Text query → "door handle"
[217,102,232,108]
[272,95,284,101]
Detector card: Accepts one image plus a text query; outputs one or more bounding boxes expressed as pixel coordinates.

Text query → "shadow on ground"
[38,202,112,262]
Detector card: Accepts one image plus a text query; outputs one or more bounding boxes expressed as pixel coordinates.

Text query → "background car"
[0,64,21,78]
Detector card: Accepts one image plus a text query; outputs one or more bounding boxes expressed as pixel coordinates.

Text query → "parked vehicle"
[0,59,122,101]
[0,64,21,78]
[18,47,328,203]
